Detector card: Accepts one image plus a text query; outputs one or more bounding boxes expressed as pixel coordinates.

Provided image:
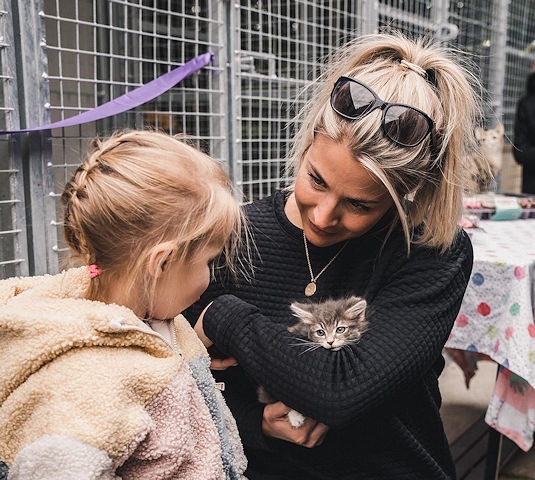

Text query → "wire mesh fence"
[1,0,534,278]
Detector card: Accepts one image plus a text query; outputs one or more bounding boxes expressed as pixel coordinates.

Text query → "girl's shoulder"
[0,267,88,306]
[173,314,209,361]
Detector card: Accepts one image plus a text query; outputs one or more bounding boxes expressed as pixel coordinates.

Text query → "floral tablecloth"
[445,219,535,450]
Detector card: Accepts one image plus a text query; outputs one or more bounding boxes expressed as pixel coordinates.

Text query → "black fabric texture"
[184,190,473,480]
[513,73,535,193]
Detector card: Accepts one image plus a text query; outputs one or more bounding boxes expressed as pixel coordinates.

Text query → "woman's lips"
[308,220,336,236]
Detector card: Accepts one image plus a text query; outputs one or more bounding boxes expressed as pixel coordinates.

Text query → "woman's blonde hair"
[62,129,244,309]
[287,32,483,253]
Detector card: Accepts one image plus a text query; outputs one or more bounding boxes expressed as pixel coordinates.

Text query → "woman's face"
[289,134,394,247]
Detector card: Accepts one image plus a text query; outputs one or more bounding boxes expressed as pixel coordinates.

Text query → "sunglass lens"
[332,79,375,119]
[383,105,430,146]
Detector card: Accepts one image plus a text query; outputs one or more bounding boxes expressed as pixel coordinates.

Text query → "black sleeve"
[212,366,272,450]
[514,100,535,166]
[183,269,274,451]
[203,233,473,428]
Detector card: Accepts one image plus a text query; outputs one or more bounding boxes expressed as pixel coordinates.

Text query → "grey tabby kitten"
[257,295,368,427]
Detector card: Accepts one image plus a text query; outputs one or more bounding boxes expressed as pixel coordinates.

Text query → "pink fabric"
[485,367,535,451]
[117,366,225,479]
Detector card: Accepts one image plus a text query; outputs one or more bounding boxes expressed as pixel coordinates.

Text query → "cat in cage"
[257,295,368,427]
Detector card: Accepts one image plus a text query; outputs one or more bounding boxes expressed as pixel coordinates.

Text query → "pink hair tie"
[88,264,101,279]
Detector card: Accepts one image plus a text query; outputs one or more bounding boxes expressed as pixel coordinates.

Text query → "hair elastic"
[399,59,427,78]
[88,264,101,279]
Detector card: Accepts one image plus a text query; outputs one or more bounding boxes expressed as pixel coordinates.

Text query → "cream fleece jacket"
[0,267,246,480]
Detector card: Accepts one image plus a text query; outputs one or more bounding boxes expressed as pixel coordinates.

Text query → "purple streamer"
[0,52,214,135]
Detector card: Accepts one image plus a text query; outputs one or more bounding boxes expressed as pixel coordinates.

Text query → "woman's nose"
[312,201,339,228]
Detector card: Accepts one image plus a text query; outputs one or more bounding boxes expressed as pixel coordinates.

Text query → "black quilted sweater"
[185,190,473,480]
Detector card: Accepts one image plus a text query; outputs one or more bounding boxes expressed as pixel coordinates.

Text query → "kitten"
[470,123,504,192]
[257,295,368,427]
[476,123,504,178]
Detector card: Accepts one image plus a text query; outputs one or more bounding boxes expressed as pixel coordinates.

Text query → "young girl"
[188,32,481,479]
[0,130,247,479]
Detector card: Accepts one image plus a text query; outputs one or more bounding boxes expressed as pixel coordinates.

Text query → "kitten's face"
[306,318,360,350]
[475,124,504,150]
[288,296,368,351]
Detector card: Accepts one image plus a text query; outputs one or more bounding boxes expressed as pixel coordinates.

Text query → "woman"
[187,32,480,479]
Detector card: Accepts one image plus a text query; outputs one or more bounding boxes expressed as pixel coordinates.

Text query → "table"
[444,219,535,475]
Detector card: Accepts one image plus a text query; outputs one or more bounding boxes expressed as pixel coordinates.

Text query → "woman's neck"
[284,192,303,229]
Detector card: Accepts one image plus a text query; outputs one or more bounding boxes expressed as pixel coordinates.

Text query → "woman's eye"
[347,199,371,212]
[308,173,324,187]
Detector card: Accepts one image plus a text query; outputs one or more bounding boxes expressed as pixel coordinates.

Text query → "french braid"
[61,129,244,306]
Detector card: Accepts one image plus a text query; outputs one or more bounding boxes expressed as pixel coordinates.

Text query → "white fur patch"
[10,434,118,480]
[287,409,306,428]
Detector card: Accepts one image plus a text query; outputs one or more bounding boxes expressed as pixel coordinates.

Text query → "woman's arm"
[202,233,473,428]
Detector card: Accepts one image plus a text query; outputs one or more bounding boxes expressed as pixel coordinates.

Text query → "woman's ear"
[148,241,178,278]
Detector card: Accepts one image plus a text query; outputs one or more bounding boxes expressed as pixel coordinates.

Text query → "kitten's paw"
[287,409,306,428]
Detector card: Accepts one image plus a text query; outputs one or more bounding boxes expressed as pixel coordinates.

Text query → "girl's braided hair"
[62,129,244,305]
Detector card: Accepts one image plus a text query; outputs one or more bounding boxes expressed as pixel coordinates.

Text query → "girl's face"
[150,245,221,320]
[287,134,394,247]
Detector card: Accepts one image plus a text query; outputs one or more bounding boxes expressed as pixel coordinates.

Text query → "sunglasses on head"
[330,76,434,148]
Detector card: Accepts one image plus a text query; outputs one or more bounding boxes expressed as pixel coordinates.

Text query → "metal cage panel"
[0,0,533,278]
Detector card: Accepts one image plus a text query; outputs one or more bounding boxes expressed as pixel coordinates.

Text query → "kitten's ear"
[290,302,315,324]
[345,297,367,318]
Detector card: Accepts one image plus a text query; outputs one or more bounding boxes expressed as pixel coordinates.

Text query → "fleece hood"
[0,267,174,407]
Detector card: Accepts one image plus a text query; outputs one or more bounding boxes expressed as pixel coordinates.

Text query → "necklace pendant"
[305,281,317,297]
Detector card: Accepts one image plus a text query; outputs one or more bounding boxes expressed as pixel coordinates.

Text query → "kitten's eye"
[336,326,346,334]
[315,329,326,337]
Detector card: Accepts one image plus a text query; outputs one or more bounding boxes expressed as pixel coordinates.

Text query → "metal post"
[11,0,56,275]
[0,0,29,278]
[227,0,243,200]
[359,0,378,35]
[488,0,510,126]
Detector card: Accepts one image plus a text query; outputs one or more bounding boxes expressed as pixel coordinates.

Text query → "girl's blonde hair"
[62,129,244,309]
[287,33,483,253]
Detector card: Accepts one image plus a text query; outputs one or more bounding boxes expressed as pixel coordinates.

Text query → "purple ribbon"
[0,52,214,134]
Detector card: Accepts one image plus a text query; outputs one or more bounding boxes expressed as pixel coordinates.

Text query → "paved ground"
[498,447,535,479]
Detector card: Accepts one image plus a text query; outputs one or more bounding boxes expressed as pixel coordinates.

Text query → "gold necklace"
[303,230,349,297]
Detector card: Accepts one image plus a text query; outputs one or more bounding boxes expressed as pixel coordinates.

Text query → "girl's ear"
[148,241,178,278]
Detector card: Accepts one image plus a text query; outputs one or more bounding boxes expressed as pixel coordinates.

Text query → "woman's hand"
[210,357,238,370]
[262,401,329,448]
